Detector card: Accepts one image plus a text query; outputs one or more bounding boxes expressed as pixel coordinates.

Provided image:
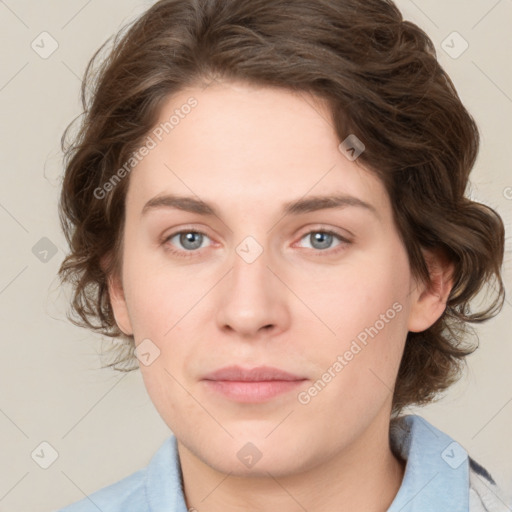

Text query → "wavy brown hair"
[58,0,505,416]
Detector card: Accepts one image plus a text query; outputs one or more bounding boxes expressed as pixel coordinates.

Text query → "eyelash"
[162,228,351,259]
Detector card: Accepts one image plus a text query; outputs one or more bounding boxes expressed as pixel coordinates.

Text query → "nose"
[215,240,291,339]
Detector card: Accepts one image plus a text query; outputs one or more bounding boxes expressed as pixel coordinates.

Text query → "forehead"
[126,81,390,220]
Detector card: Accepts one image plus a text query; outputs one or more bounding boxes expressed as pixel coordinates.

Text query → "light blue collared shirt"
[56,414,483,512]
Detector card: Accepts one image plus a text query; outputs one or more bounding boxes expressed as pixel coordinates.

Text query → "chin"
[201,435,314,477]
[209,453,308,479]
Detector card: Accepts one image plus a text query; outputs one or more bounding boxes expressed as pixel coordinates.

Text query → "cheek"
[296,241,411,403]
[300,246,411,346]
[122,247,206,341]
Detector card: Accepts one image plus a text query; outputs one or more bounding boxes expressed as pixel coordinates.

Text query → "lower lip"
[203,379,306,403]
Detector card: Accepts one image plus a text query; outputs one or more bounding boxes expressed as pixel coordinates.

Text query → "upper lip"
[202,365,306,382]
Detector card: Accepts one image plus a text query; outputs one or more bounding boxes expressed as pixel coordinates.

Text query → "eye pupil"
[180,232,203,250]
[311,232,333,250]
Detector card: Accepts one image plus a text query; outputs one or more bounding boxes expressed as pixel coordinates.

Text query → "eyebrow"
[141,193,379,219]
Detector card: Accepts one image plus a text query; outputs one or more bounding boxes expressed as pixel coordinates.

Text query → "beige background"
[0,1,511,511]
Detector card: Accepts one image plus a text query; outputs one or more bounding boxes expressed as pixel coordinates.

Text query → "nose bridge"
[230,233,274,302]
[215,232,288,335]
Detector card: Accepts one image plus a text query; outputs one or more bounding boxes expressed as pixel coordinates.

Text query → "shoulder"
[54,436,180,512]
[55,467,147,512]
[468,456,511,512]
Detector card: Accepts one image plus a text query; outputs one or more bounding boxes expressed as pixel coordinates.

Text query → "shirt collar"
[387,414,469,511]
[145,434,188,512]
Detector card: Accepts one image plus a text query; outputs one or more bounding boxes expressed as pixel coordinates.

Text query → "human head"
[59,0,504,424]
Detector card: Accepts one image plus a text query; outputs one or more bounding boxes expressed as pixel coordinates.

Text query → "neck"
[177,412,406,512]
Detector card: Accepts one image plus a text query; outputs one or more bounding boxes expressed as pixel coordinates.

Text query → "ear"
[408,248,454,333]
[101,255,133,336]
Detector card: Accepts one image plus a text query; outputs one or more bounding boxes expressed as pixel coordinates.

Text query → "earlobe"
[407,249,454,333]
[106,271,134,337]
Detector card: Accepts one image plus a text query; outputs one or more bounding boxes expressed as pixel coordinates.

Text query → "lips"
[201,365,307,403]
[202,365,305,382]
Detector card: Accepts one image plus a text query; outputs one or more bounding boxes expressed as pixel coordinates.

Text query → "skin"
[107,80,453,512]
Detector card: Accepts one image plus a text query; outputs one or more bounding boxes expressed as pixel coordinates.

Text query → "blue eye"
[163,228,351,259]
[297,230,350,252]
[164,230,211,255]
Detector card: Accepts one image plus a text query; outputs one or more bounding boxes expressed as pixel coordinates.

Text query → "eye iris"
[311,232,333,250]
[180,232,203,250]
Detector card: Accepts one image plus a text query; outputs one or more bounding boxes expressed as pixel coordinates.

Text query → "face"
[109,80,445,477]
